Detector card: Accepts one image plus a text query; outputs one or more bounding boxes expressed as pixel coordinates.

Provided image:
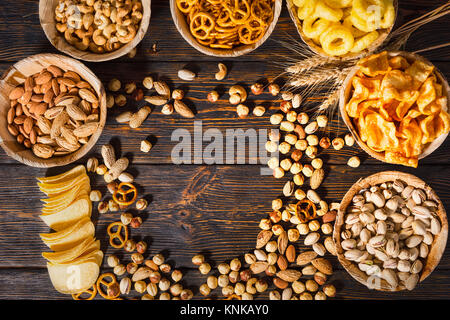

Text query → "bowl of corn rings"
[340,51,450,168]
[287,0,397,60]
[170,0,282,57]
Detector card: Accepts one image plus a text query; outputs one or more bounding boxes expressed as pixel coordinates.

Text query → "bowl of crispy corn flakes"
[340,51,450,167]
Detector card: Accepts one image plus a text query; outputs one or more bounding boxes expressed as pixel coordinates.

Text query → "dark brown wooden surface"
[0,0,449,300]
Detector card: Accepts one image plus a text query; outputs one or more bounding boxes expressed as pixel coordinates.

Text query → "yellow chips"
[38,165,103,295]
[346,51,450,167]
[292,0,395,56]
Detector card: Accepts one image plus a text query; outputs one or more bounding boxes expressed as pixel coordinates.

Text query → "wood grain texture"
[0,0,449,300]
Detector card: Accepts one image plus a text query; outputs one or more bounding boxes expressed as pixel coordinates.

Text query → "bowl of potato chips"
[170,0,282,57]
[287,0,397,59]
[340,51,450,168]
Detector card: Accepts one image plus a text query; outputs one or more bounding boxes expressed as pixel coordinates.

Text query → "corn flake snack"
[292,0,395,57]
[346,51,450,167]
[177,0,275,49]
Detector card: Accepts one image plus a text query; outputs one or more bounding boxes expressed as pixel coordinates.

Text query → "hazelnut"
[281,91,293,101]
[293,173,305,185]
[305,121,318,134]
[236,104,249,118]
[124,239,136,252]
[97,201,108,214]
[269,210,282,224]
[147,283,158,297]
[192,254,205,266]
[107,255,120,268]
[306,134,319,146]
[115,94,127,107]
[268,83,280,96]
[315,291,327,300]
[107,182,119,194]
[120,212,133,226]
[161,103,174,115]
[319,137,331,149]
[126,262,138,274]
[332,137,345,150]
[199,283,211,296]
[285,133,298,145]
[218,263,231,275]
[106,94,115,108]
[297,223,310,235]
[130,216,142,228]
[108,78,121,92]
[124,82,136,94]
[347,156,361,168]
[113,264,126,276]
[89,190,102,202]
[160,292,171,300]
[218,274,229,287]
[199,262,211,275]
[268,129,281,141]
[228,270,239,283]
[172,89,184,100]
[207,90,219,103]
[286,110,297,122]
[132,88,144,101]
[136,198,148,210]
[278,142,291,154]
[323,284,336,297]
[159,278,171,291]
[273,167,285,179]
[108,199,119,212]
[136,241,147,254]
[295,139,308,151]
[170,283,183,296]
[316,115,328,127]
[270,113,284,125]
[265,140,278,153]
[302,164,314,177]
[131,253,144,265]
[297,112,309,124]
[311,158,323,169]
[153,254,165,265]
[267,157,279,169]
[107,283,120,297]
[306,279,319,292]
[96,164,108,175]
[259,218,272,230]
[149,271,161,283]
[321,223,333,234]
[290,162,302,175]
[230,258,241,271]
[240,269,251,282]
[250,83,264,95]
[134,280,147,294]
[305,145,318,158]
[180,289,193,300]
[345,133,355,146]
[280,101,293,113]
[140,140,152,153]
[160,263,171,273]
[280,158,292,171]
[253,105,266,117]
[171,269,183,282]
[291,149,302,162]
[295,189,306,201]
[308,220,321,232]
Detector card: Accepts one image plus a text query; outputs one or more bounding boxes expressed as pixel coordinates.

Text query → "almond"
[322,210,337,223]
[73,122,98,137]
[277,255,288,271]
[250,261,268,274]
[44,106,64,119]
[310,168,325,190]
[277,231,288,255]
[174,100,194,118]
[66,104,87,121]
[311,258,333,275]
[35,71,52,85]
[50,110,69,139]
[276,269,301,282]
[32,143,54,159]
[78,88,98,104]
[132,267,152,282]
[47,65,64,78]
[273,277,289,289]
[9,87,25,100]
[256,230,273,249]
[60,125,78,145]
[144,95,168,106]
[23,117,34,134]
[286,245,296,263]
[296,251,317,266]
[154,81,170,98]
[56,136,80,151]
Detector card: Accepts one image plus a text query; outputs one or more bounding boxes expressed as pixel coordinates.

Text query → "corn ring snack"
[325,0,352,8]
[303,17,331,39]
[297,0,317,20]
[350,30,379,53]
[314,0,344,22]
[320,25,354,56]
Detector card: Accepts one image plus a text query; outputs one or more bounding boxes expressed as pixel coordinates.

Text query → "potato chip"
[41,220,95,252]
[40,195,92,231]
[433,110,450,138]
[41,183,89,214]
[398,118,423,158]
[42,237,95,264]
[385,151,418,168]
[419,114,436,144]
[406,60,435,85]
[416,77,438,114]
[47,259,100,295]
[40,217,91,241]
[358,51,390,77]
[38,174,90,197]
[364,112,398,151]
[388,56,410,70]
[37,165,86,184]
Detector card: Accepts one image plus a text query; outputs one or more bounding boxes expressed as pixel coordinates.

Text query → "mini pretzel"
[294,199,317,223]
[72,284,97,300]
[113,182,138,207]
[107,221,128,249]
[96,273,120,300]
[223,0,251,25]
[177,0,198,13]
[190,12,216,40]
[224,294,242,300]
[238,21,265,44]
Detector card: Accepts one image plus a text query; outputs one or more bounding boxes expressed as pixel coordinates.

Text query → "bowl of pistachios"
[333,171,448,292]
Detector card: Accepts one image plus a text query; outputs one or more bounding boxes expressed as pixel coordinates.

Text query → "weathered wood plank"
[0,164,449,268]
[0,60,449,165]
[0,1,448,62]
[0,268,449,300]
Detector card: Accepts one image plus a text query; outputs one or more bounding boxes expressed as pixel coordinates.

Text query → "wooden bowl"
[0,53,107,168]
[333,171,448,291]
[339,51,450,165]
[39,0,151,62]
[169,0,282,57]
[286,0,397,61]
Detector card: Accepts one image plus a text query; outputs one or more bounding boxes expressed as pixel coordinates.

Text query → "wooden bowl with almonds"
[39,0,151,62]
[333,171,448,291]
[286,0,398,61]
[170,0,282,57]
[339,51,450,167]
[0,53,107,168]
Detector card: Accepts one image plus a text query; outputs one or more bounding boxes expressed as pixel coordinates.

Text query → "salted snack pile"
[340,179,442,291]
[54,0,143,53]
[38,165,103,298]
[177,0,275,49]
[345,51,450,167]
[7,65,100,159]
[292,0,395,56]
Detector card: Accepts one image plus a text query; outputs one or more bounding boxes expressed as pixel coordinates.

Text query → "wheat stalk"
[286,55,333,74]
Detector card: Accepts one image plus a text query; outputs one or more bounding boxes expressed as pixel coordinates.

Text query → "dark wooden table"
[0,0,449,300]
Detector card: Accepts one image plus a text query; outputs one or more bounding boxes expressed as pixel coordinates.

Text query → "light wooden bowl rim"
[0,53,107,168]
[169,0,282,57]
[333,171,448,292]
[39,0,151,62]
[339,51,450,164]
[285,0,398,61]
